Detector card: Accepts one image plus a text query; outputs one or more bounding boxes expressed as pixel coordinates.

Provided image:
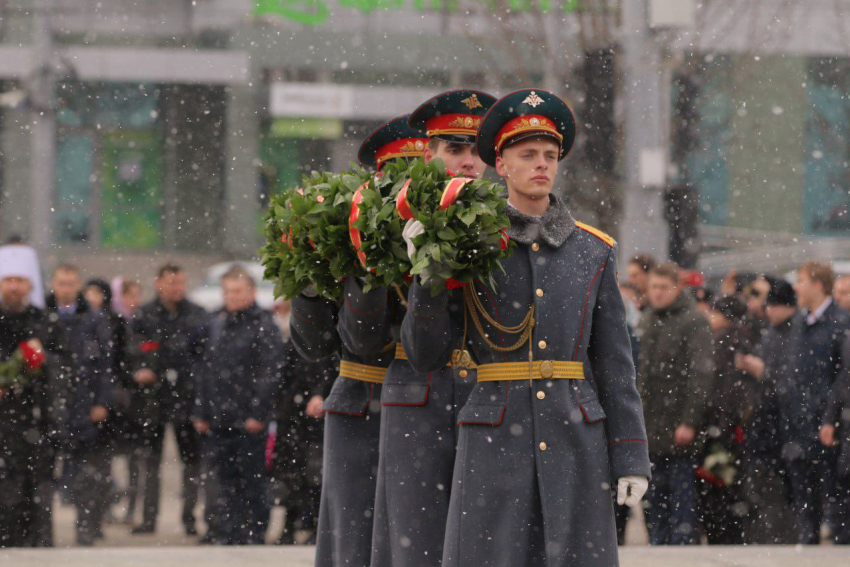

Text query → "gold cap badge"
[461,94,483,110]
[523,91,544,108]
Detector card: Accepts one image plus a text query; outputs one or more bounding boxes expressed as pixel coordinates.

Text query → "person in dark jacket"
[699,296,752,544]
[126,264,207,535]
[774,261,849,544]
[46,264,113,546]
[270,299,334,545]
[84,280,130,440]
[84,278,133,523]
[0,249,67,547]
[191,265,284,545]
[637,262,714,545]
[821,333,850,544]
[736,279,798,544]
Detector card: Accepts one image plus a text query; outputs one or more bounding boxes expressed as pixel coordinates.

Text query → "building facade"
[1,0,848,284]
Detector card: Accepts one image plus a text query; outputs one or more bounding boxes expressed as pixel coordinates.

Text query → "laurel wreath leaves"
[260,168,369,302]
[261,158,513,301]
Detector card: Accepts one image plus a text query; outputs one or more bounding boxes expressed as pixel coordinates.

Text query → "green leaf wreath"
[260,168,369,302]
[349,159,414,291]
[395,158,514,296]
[261,157,514,300]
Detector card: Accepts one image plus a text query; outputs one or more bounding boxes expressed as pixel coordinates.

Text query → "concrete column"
[619,0,669,263]
[28,0,56,252]
[223,82,262,257]
[0,102,32,241]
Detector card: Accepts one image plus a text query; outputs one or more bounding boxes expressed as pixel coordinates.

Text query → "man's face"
[51,269,81,306]
[495,137,559,202]
[766,304,797,327]
[833,276,850,311]
[0,276,32,309]
[627,263,649,295]
[425,140,487,178]
[156,271,186,304]
[222,277,256,313]
[648,274,681,310]
[794,271,823,311]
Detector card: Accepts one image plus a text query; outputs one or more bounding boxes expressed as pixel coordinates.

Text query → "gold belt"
[394,343,453,367]
[339,360,387,384]
[476,360,584,382]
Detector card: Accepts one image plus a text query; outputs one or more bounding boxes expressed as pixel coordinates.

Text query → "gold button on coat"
[539,442,547,451]
[536,289,544,298]
[538,340,547,350]
[459,370,468,378]
[531,242,540,252]
[539,360,554,378]
[536,391,546,400]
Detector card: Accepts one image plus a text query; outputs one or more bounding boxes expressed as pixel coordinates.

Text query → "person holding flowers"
[277,115,427,567]
[337,92,498,567]
[400,89,651,566]
[0,246,66,547]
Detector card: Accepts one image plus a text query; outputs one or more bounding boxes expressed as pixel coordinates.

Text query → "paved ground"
[50,425,648,549]
[2,546,850,566]
[51,426,296,547]
[9,427,843,565]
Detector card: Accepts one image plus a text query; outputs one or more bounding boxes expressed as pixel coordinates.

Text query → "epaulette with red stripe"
[575,221,616,248]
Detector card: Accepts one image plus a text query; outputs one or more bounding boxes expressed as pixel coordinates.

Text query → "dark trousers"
[833,474,850,545]
[787,457,827,544]
[645,457,697,545]
[71,441,111,543]
[699,483,744,544]
[613,500,629,545]
[199,433,222,540]
[127,427,164,528]
[173,421,201,526]
[210,430,269,545]
[0,442,54,548]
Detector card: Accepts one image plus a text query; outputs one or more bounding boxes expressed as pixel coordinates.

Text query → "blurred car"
[188,261,276,312]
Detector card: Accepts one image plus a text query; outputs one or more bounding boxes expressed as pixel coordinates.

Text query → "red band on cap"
[426,114,482,139]
[495,114,563,152]
[376,138,427,167]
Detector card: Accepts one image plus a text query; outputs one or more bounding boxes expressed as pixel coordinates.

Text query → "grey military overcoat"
[338,278,474,567]
[291,295,389,567]
[401,195,652,567]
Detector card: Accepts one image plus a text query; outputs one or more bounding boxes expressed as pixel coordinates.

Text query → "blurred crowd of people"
[0,242,334,547]
[3,237,850,549]
[619,255,850,546]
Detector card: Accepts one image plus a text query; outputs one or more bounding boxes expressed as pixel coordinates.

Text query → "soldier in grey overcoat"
[290,293,391,567]
[401,89,651,567]
[337,93,493,567]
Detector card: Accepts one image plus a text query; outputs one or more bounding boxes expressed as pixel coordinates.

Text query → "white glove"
[616,475,648,508]
[402,219,425,262]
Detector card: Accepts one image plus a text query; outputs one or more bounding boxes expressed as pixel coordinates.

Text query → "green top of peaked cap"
[409,90,497,145]
[476,89,575,167]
